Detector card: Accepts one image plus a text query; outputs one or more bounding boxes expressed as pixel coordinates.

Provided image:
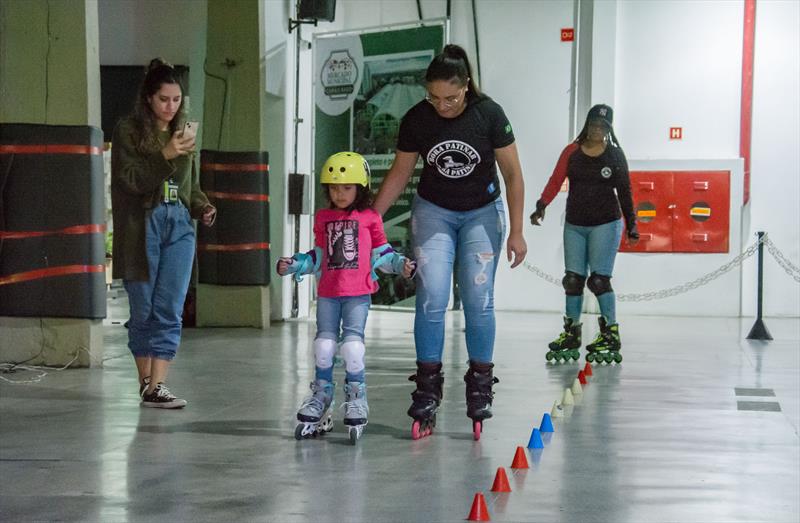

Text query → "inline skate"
[294,379,335,440]
[545,317,582,363]
[585,317,622,364]
[407,361,444,440]
[464,360,499,441]
[342,381,368,444]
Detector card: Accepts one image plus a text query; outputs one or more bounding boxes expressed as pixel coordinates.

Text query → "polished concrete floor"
[1,300,799,522]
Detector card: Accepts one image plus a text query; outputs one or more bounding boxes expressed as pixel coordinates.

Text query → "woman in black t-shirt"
[374,45,527,440]
[530,104,638,365]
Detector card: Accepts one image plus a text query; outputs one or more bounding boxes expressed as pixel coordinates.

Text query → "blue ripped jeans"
[411,195,505,364]
[124,203,195,361]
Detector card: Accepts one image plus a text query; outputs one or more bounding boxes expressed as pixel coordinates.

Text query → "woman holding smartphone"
[111,58,216,408]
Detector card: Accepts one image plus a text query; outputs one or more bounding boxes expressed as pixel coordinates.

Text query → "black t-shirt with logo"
[396,93,515,211]
[539,142,635,227]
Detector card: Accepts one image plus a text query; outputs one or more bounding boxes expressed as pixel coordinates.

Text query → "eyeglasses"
[425,87,465,108]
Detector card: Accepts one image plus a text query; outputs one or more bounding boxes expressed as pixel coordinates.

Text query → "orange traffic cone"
[584,362,593,376]
[467,492,491,521]
[490,467,512,492]
[578,370,587,384]
[510,446,529,469]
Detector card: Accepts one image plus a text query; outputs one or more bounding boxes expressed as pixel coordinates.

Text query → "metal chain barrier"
[764,236,800,283]
[518,232,800,301]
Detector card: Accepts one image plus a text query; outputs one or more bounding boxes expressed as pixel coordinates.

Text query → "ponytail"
[425,44,480,97]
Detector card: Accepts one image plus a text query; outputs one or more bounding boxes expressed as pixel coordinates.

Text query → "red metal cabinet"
[620,171,730,253]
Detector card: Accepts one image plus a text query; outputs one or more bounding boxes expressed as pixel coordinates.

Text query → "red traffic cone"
[510,446,529,469]
[490,467,512,492]
[578,370,587,385]
[583,362,593,376]
[467,492,491,521]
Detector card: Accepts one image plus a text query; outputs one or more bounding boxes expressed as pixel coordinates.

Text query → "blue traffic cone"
[527,427,544,449]
[539,412,554,433]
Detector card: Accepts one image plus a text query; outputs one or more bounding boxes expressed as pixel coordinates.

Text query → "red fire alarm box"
[620,171,730,253]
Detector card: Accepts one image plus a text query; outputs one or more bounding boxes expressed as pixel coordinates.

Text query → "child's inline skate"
[585,317,622,364]
[546,317,582,362]
[407,361,444,440]
[342,381,368,444]
[294,379,335,440]
[463,360,499,441]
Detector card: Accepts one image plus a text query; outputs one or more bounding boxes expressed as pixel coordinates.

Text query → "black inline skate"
[463,360,499,441]
[407,361,444,440]
[585,317,622,364]
[545,317,582,363]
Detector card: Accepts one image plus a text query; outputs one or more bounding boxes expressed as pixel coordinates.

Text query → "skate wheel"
[294,424,304,440]
[604,353,613,364]
[613,352,623,363]
[349,427,359,445]
[586,353,595,363]
[411,420,422,440]
[545,351,555,362]
[572,350,580,361]
[473,421,482,441]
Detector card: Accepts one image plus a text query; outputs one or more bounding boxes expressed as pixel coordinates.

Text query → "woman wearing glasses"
[374,44,527,440]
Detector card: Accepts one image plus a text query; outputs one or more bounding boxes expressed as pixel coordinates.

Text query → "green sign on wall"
[313,22,445,305]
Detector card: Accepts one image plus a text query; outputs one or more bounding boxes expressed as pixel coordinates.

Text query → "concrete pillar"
[196,0,271,328]
[0,0,104,367]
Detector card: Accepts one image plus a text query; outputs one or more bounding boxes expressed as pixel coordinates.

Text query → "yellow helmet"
[320,151,370,187]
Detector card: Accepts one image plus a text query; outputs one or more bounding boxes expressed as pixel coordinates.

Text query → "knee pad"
[314,337,337,369]
[340,339,365,374]
[562,271,586,296]
[587,272,613,296]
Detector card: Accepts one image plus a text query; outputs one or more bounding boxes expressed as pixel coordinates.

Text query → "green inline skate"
[585,317,623,364]
[545,317,582,363]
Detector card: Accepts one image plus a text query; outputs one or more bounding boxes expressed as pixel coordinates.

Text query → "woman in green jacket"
[111,59,215,409]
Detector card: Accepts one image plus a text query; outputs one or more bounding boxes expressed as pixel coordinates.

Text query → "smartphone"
[181,121,199,140]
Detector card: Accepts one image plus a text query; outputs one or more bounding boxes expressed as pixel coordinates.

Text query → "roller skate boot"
[463,360,499,441]
[342,381,368,445]
[546,317,582,363]
[407,361,444,440]
[294,379,335,440]
[585,317,622,364]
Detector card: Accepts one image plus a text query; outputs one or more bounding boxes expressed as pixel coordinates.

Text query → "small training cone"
[584,362,593,376]
[510,446,529,469]
[550,400,563,418]
[527,428,544,449]
[578,370,587,385]
[467,492,491,521]
[490,467,512,492]
[571,378,583,395]
[540,412,554,432]
[562,387,575,405]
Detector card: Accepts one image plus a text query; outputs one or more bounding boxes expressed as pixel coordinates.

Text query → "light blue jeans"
[563,219,623,323]
[411,195,505,364]
[124,203,196,361]
[316,295,371,382]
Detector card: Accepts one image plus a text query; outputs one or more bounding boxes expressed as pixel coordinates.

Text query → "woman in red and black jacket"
[530,104,638,364]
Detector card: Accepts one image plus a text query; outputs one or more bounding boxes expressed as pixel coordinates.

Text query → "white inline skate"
[294,379,335,440]
[342,381,368,445]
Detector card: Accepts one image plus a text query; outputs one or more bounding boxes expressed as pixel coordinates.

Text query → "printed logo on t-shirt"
[426,140,481,179]
[600,166,613,179]
[325,219,359,270]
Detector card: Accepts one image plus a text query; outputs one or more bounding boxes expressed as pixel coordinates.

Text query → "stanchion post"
[746,231,773,340]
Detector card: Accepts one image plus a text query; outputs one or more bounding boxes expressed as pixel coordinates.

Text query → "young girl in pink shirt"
[277,152,415,444]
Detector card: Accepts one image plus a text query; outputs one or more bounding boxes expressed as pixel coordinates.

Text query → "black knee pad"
[587,272,613,296]
[562,271,586,296]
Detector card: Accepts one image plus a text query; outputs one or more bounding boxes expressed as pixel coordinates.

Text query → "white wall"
[743,0,800,317]
[276,0,799,318]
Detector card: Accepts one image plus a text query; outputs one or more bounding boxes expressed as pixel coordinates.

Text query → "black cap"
[586,104,613,127]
